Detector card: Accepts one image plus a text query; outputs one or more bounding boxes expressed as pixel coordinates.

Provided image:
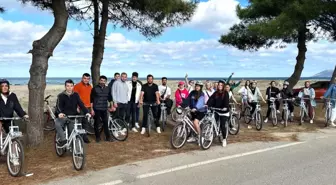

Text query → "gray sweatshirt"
[112,79,129,104]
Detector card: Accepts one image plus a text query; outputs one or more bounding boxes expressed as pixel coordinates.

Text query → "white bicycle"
[323,98,336,127]
[55,115,88,171]
[0,117,25,176]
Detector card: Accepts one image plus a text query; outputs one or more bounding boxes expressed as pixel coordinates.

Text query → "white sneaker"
[156,127,161,134]
[281,121,284,125]
[276,110,281,114]
[135,122,140,129]
[247,125,252,129]
[291,112,294,117]
[132,127,138,132]
[231,127,237,131]
[264,118,268,123]
[187,137,196,143]
[310,120,313,124]
[141,128,146,135]
[330,122,336,127]
[122,128,127,135]
[222,139,227,147]
[12,158,19,166]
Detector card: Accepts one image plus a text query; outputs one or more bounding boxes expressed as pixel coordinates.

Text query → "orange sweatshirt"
[74,82,92,108]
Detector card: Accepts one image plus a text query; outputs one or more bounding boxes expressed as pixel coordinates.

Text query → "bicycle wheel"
[200,123,214,150]
[43,112,55,131]
[271,108,278,126]
[54,133,66,157]
[171,107,178,122]
[7,139,24,177]
[170,123,187,149]
[229,115,240,135]
[255,111,263,131]
[110,118,128,141]
[161,110,167,132]
[72,135,86,171]
[325,107,331,127]
[244,107,251,124]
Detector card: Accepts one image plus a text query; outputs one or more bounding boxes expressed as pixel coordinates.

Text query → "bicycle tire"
[255,111,263,131]
[244,107,252,124]
[86,117,103,135]
[161,110,167,132]
[110,118,128,141]
[325,107,330,127]
[171,107,178,122]
[43,112,55,131]
[284,110,288,127]
[229,115,240,135]
[170,123,187,149]
[271,108,278,126]
[200,123,214,150]
[7,139,24,177]
[54,133,66,157]
[72,135,86,171]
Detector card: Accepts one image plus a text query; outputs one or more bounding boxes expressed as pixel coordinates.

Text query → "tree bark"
[331,65,336,85]
[27,0,68,146]
[91,0,109,86]
[286,27,307,90]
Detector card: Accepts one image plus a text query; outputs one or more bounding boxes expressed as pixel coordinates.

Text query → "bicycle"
[0,117,25,176]
[44,95,56,131]
[243,101,263,131]
[268,97,280,126]
[86,115,103,135]
[170,107,200,149]
[143,103,157,137]
[108,113,128,141]
[54,115,88,171]
[281,98,295,127]
[322,98,336,127]
[229,103,240,135]
[298,97,315,125]
[199,107,228,150]
[159,102,168,132]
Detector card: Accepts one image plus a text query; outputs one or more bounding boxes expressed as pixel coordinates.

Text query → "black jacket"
[207,91,230,114]
[108,79,116,102]
[0,93,26,118]
[266,86,280,99]
[56,91,88,117]
[280,88,294,99]
[91,85,110,111]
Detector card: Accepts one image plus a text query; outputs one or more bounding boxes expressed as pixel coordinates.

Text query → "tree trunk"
[330,65,336,85]
[27,0,68,146]
[91,0,109,86]
[286,28,307,90]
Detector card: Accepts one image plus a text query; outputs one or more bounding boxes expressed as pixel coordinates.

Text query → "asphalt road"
[44,131,336,185]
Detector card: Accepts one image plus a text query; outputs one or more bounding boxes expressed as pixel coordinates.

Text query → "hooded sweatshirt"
[175,88,189,107]
[0,92,26,118]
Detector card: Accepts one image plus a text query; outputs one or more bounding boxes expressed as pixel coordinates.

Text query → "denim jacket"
[188,91,206,112]
[324,84,336,108]
[298,88,316,107]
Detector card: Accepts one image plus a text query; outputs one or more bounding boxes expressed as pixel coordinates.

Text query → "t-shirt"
[141,83,159,103]
[130,81,137,102]
[158,85,171,99]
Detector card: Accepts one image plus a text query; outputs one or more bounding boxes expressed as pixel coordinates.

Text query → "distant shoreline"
[1,77,331,85]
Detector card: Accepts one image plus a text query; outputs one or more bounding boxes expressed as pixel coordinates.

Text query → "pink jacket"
[175,88,189,107]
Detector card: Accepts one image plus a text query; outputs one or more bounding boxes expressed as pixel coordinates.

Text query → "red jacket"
[175,88,189,107]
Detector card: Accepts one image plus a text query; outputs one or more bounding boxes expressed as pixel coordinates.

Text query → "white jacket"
[127,81,142,103]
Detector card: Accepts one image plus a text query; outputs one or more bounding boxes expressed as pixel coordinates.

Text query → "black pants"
[282,101,294,119]
[157,99,173,120]
[94,110,110,140]
[80,108,90,132]
[127,101,137,128]
[249,102,257,115]
[1,120,11,133]
[215,114,229,140]
[266,100,280,118]
[142,104,159,128]
[116,103,128,120]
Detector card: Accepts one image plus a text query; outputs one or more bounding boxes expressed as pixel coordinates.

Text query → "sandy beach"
[11,79,319,111]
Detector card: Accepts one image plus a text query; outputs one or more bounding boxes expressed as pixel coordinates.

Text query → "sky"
[0,0,335,78]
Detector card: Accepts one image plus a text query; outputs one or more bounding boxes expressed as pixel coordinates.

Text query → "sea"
[2,77,331,85]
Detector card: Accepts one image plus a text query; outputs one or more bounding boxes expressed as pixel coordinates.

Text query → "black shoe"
[82,134,90,143]
[58,140,67,146]
[96,137,101,143]
[105,137,115,142]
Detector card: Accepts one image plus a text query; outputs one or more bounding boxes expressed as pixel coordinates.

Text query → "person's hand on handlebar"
[23,115,29,119]
[191,108,197,112]
[58,113,65,118]
[85,113,91,119]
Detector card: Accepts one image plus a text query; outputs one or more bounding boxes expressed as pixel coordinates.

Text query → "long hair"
[215,82,225,98]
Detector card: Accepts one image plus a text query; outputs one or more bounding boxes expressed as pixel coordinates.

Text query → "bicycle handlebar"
[209,107,228,111]
[66,115,89,119]
[0,117,22,121]
[44,95,52,101]
[143,103,158,106]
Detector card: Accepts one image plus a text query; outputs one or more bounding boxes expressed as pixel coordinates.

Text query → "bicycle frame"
[0,118,22,156]
[56,116,86,150]
[251,102,261,120]
[45,96,56,120]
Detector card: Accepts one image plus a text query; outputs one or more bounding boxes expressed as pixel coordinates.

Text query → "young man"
[108,72,120,102]
[55,79,91,146]
[158,77,173,119]
[73,73,92,143]
[139,74,161,134]
[135,75,143,127]
[91,75,113,142]
[321,79,336,126]
[112,72,129,120]
[126,72,142,132]
[0,79,29,134]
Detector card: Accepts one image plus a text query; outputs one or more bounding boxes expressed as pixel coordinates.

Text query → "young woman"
[264,81,280,123]
[298,81,316,124]
[238,80,252,112]
[248,81,266,128]
[187,81,206,142]
[207,80,230,147]
[225,84,239,105]
[203,82,215,104]
[280,81,294,124]
[174,81,189,107]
